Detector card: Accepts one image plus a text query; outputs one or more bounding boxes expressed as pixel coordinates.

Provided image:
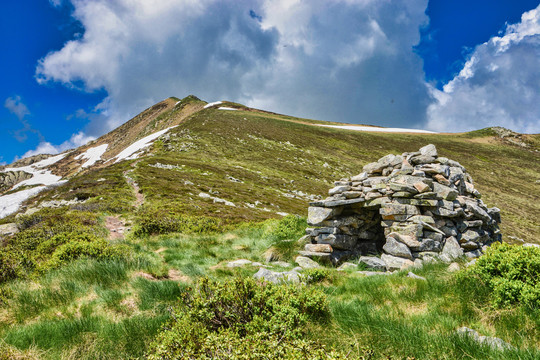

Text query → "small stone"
[359,256,387,271]
[295,256,322,269]
[304,243,333,253]
[433,183,458,201]
[337,262,357,271]
[413,182,430,193]
[328,185,351,195]
[388,232,421,249]
[356,271,390,276]
[381,253,414,271]
[433,174,450,186]
[419,144,437,157]
[351,172,368,182]
[448,262,460,272]
[227,259,253,268]
[407,272,426,281]
[253,268,301,284]
[307,206,342,226]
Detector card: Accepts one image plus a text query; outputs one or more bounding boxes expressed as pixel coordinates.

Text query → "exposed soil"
[124,169,144,208]
[105,216,129,240]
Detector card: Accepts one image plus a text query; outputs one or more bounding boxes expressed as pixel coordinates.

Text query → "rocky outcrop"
[0,171,33,193]
[301,145,501,269]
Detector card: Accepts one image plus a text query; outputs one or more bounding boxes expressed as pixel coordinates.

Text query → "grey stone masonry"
[301,145,501,268]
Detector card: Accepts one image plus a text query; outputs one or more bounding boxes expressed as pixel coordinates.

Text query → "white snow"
[5,153,67,190]
[316,124,436,134]
[114,126,177,163]
[0,186,46,218]
[218,107,237,111]
[75,144,108,168]
[203,101,223,109]
[0,153,69,218]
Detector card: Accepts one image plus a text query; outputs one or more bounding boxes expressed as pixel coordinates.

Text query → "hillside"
[0,96,539,359]
[1,95,538,243]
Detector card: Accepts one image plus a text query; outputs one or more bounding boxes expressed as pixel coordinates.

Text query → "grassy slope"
[0,98,539,359]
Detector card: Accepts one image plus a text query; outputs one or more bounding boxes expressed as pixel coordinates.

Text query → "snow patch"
[218,107,237,111]
[114,126,177,163]
[75,144,108,168]
[203,101,223,109]
[317,124,436,134]
[0,186,47,218]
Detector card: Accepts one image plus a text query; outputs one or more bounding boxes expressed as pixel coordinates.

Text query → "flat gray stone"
[383,237,413,260]
[407,272,426,281]
[307,206,341,226]
[227,259,252,268]
[356,271,390,276]
[442,236,463,261]
[253,268,301,284]
[381,253,414,271]
[295,256,321,269]
[359,256,387,271]
[456,327,513,351]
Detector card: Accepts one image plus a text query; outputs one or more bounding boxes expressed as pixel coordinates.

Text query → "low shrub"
[459,243,540,309]
[133,211,224,236]
[147,277,348,359]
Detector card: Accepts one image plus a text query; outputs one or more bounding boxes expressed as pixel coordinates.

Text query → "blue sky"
[1,0,539,164]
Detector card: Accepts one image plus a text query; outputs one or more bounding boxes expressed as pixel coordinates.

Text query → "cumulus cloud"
[427,4,540,134]
[21,131,95,159]
[36,0,431,135]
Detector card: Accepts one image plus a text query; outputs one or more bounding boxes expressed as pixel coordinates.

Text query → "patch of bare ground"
[105,216,128,240]
[167,269,190,283]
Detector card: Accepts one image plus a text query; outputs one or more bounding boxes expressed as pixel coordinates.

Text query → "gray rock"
[337,262,357,271]
[351,172,368,182]
[359,256,387,271]
[304,243,333,253]
[419,144,438,157]
[407,272,426,281]
[307,206,341,226]
[448,262,461,272]
[456,327,513,351]
[381,253,414,271]
[227,259,253,268]
[298,251,332,263]
[383,237,413,260]
[356,271,390,276]
[253,268,301,284]
[295,256,322,269]
[442,236,463,261]
[464,249,482,259]
[409,155,436,165]
[388,232,421,248]
[523,243,540,248]
[272,261,292,268]
[0,223,18,237]
[433,182,458,201]
[328,185,350,195]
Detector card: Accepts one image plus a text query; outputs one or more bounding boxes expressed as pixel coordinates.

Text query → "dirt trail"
[105,215,129,240]
[124,165,144,208]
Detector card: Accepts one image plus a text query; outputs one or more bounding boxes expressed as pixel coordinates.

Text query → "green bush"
[133,211,224,236]
[39,238,131,272]
[147,277,348,359]
[267,215,306,241]
[460,243,540,308]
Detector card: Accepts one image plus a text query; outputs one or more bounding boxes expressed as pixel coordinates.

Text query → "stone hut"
[301,144,501,270]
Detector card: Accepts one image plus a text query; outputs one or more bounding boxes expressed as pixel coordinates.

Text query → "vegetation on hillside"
[0,97,538,358]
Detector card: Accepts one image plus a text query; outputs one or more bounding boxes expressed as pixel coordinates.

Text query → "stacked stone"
[300,144,501,270]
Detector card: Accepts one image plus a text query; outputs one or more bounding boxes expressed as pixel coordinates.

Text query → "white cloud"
[427,4,540,134]
[36,0,431,134]
[4,96,30,121]
[21,131,95,159]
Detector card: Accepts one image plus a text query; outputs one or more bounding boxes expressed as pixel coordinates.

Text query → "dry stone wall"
[301,144,501,270]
